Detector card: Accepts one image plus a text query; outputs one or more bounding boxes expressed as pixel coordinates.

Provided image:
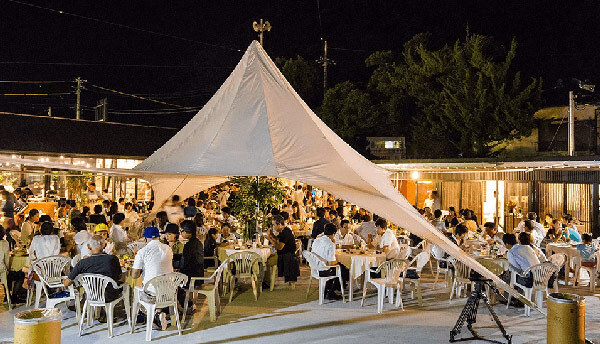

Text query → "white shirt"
[118,203,125,213]
[380,228,400,259]
[74,230,91,258]
[356,221,377,241]
[164,204,184,224]
[132,240,173,292]
[310,235,336,271]
[0,240,9,273]
[29,235,60,261]
[110,224,128,243]
[125,210,140,222]
[517,220,546,245]
[217,191,230,208]
[292,189,304,204]
[86,190,101,202]
[21,220,36,246]
[334,231,355,246]
[507,244,540,273]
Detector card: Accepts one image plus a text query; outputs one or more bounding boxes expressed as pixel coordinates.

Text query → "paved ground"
[0,267,598,344]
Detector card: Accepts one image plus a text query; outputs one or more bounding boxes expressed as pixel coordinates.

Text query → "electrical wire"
[0,80,72,83]
[88,84,192,108]
[0,61,233,69]
[4,0,244,52]
[0,92,72,96]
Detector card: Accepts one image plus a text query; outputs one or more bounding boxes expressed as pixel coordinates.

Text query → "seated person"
[334,219,363,248]
[576,233,597,267]
[178,220,204,307]
[374,218,400,260]
[506,232,544,289]
[218,223,237,243]
[162,223,184,268]
[93,223,114,255]
[89,205,108,225]
[1,227,26,303]
[63,235,122,304]
[109,213,129,255]
[72,217,91,259]
[310,222,343,300]
[431,209,447,233]
[203,228,218,267]
[266,215,300,286]
[29,222,60,261]
[522,220,543,247]
[454,224,469,251]
[131,227,173,331]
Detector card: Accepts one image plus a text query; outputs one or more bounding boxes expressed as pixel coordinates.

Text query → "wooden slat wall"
[539,183,564,224]
[505,182,530,214]
[567,184,592,233]
[441,181,461,210]
[461,181,483,224]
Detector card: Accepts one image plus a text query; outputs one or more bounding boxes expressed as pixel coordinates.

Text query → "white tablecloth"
[336,250,386,280]
[546,243,581,285]
[224,247,272,262]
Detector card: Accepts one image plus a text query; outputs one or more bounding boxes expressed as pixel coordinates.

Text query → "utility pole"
[317,40,334,94]
[252,19,271,46]
[569,91,575,156]
[75,77,83,119]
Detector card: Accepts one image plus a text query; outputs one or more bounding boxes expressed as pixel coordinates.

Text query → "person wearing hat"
[131,226,173,330]
[162,223,184,269]
[177,220,204,308]
[94,223,114,255]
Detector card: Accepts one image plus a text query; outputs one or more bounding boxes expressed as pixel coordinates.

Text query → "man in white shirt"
[517,212,545,242]
[109,213,129,255]
[291,185,304,205]
[132,226,174,330]
[375,218,400,260]
[124,202,140,222]
[164,195,184,224]
[355,214,377,242]
[423,191,441,212]
[217,207,238,227]
[85,183,101,203]
[334,219,363,247]
[310,223,343,300]
[28,222,60,262]
[522,220,543,247]
[117,198,126,213]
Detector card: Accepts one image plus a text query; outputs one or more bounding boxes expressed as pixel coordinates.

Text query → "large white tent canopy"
[132,41,528,304]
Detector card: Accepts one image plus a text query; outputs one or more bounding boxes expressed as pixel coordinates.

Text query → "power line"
[5,0,244,52]
[0,61,233,69]
[0,80,72,83]
[0,92,72,96]
[88,84,193,109]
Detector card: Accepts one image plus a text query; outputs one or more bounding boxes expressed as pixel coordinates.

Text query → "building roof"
[0,112,178,158]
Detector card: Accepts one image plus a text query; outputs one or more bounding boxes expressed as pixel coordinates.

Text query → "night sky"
[1,0,599,128]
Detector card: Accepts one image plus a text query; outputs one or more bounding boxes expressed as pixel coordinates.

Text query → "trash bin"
[14,308,61,344]
[547,293,585,344]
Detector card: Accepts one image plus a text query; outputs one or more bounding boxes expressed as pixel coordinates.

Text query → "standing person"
[424,191,441,212]
[131,227,174,330]
[164,195,184,224]
[311,207,330,239]
[85,183,101,203]
[1,191,15,229]
[217,187,230,210]
[310,223,343,300]
[266,215,300,287]
[1,227,26,303]
[292,185,304,205]
[20,209,39,247]
[177,220,204,307]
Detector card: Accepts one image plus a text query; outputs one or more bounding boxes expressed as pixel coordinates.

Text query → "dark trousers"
[319,267,340,296]
[7,271,25,299]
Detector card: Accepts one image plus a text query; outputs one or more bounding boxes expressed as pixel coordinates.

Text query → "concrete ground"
[0,266,598,344]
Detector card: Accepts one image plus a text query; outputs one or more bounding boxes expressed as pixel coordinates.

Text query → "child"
[576,233,597,267]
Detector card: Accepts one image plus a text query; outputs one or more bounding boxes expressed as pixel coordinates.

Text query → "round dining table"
[335,249,386,302]
[546,242,581,285]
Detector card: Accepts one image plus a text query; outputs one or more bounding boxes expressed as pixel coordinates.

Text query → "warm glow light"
[60,156,64,159]
[11,155,16,159]
[411,171,420,180]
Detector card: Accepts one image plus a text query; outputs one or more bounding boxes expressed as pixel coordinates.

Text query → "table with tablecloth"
[217,245,276,289]
[546,243,581,285]
[335,250,386,301]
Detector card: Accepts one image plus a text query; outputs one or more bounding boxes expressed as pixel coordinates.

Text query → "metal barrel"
[547,293,585,344]
[14,308,62,344]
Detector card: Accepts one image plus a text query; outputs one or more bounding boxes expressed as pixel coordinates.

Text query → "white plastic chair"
[303,250,346,305]
[0,270,11,310]
[402,251,430,306]
[548,253,566,292]
[572,252,599,292]
[75,273,131,337]
[31,255,80,319]
[227,251,262,303]
[449,259,472,301]
[361,258,408,313]
[127,241,146,255]
[431,245,452,289]
[411,240,433,275]
[508,262,558,316]
[131,272,188,341]
[182,260,227,324]
[397,244,412,260]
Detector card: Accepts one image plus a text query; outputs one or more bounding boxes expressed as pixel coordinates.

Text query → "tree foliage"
[275,56,321,107]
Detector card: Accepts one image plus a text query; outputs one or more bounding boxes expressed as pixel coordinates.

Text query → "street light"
[253,19,271,46]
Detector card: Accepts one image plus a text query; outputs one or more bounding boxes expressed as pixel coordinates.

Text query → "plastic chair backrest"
[375,259,408,284]
[144,272,188,308]
[33,255,70,285]
[213,260,227,286]
[451,259,471,281]
[302,250,322,278]
[430,245,446,260]
[410,251,431,273]
[524,262,558,289]
[398,244,411,260]
[548,253,566,269]
[228,251,261,276]
[75,273,118,305]
[127,241,146,253]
